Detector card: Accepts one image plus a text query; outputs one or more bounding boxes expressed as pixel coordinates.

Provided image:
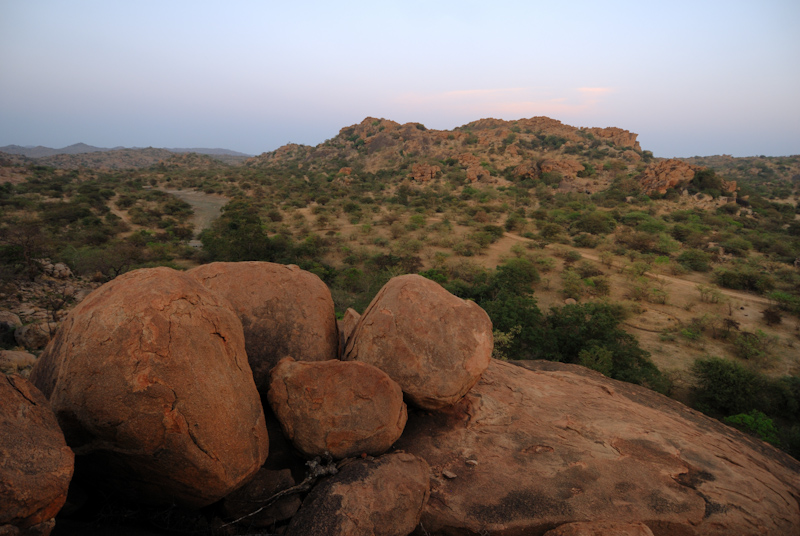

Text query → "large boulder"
[188,262,338,393]
[28,267,269,508]
[0,375,74,534]
[395,360,800,536]
[286,453,430,536]
[268,358,407,459]
[344,275,492,410]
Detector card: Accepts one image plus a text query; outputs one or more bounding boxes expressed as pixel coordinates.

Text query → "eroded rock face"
[409,163,441,182]
[0,375,73,532]
[344,275,492,410]
[583,127,641,151]
[189,262,338,393]
[28,267,268,508]
[286,453,430,536]
[268,358,407,459]
[395,360,800,536]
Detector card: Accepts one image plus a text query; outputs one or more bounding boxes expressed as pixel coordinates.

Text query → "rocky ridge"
[2,262,797,535]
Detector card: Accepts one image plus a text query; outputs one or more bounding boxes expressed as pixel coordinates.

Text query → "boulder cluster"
[2,262,799,536]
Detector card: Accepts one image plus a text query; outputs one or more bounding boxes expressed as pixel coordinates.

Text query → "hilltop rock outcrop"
[344,274,493,410]
[188,261,338,393]
[0,375,74,535]
[638,159,699,194]
[29,267,269,508]
[583,126,641,151]
[395,360,800,536]
[286,453,430,536]
[268,358,407,459]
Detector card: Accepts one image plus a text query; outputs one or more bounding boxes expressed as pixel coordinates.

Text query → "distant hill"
[0,144,252,169]
[0,143,252,159]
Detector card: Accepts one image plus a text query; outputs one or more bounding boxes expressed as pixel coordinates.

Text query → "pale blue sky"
[1,0,798,157]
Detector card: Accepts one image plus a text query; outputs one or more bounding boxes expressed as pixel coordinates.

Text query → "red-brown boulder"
[188,261,338,393]
[337,307,360,357]
[395,360,800,536]
[221,468,301,528]
[28,267,268,508]
[344,275,492,410]
[286,453,430,536]
[268,358,407,459]
[0,375,73,533]
[545,521,654,536]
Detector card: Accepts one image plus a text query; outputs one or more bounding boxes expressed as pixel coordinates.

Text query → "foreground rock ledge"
[29,267,269,508]
[396,360,800,536]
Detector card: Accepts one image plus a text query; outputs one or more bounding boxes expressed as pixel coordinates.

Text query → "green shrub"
[691,357,761,415]
[723,410,781,446]
[677,249,712,272]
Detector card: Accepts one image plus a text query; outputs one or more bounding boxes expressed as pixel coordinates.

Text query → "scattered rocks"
[189,261,338,393]
[344,274,492,410]
[395,360,800,535]
[268,358,407,459]
[0,375,74,533]
[540,158,585,179]
[29,267,269,508]
[0,311,22,346]
[0,350,37,375]
[14,323,58,351]
[286,453,430,536]
[409,162,441,182]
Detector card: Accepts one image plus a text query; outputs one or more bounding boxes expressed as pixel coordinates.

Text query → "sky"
[1,0,798,157]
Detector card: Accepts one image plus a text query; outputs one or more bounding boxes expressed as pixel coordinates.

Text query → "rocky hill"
[245,116,737,197]
[2,263,798,535]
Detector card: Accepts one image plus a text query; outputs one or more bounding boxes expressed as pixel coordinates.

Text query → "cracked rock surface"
[189,261,339,394]
[395,360,800,536]
[286,453,430,536]
[268,357,407,459]
[344,274,492,410]
[29,267,268,508]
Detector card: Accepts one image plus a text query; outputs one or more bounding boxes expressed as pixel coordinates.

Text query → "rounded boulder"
[268,358,407,459]
[0,375,74,532]
[344,274,492,410]
[28,267,269,508]
[188,262,338,393]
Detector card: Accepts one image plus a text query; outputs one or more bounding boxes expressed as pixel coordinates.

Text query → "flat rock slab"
[396,360,800,536]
